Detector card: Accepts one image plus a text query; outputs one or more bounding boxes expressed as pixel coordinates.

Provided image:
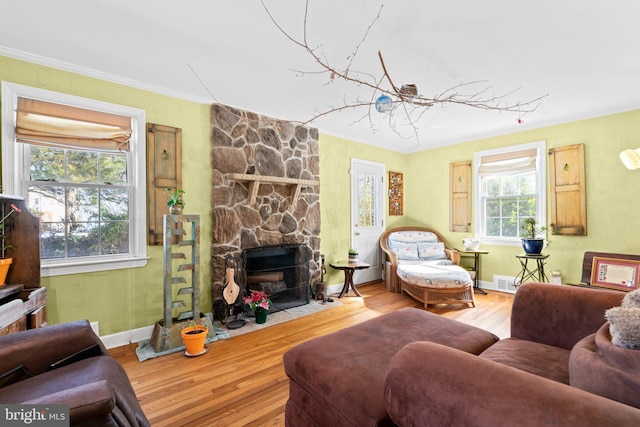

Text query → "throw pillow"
[389,241,419,260]
[604,306,640,349]
[417,242,447,260]
[622,288,640,308]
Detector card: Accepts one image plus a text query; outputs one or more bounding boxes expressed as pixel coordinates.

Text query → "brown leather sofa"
[284,283,640,426]
[0,320,149,426]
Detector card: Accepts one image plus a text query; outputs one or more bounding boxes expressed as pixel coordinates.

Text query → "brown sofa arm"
[510,283,624,350]
[384,341,640,427]
[0,320,107,381]
[25,380,115,424]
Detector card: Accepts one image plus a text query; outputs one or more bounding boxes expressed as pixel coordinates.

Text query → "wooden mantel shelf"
[228,173,319,207]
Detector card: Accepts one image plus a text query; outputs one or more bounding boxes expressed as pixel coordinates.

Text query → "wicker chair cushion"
[397,260,471,289]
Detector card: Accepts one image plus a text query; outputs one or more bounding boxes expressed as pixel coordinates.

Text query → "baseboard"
[482,275,518,294]
[99,311,216,349]
[327,283,343,295]
[99,324,155,349]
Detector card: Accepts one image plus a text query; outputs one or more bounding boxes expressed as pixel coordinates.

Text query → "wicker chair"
[380,226,474,308]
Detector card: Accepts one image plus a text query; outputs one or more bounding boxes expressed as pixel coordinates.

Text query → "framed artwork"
[590,257,640,291]
[388,171,403,216]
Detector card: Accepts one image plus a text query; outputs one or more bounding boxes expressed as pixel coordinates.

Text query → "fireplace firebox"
[242,244,310,313]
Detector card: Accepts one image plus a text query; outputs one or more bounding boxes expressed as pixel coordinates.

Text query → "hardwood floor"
[110,281,513,426]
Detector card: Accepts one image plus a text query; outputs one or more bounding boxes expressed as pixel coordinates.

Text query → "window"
[2,82,147,276]
[473,141,546,246]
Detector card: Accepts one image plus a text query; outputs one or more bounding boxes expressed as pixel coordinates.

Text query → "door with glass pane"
[350,159,385,284]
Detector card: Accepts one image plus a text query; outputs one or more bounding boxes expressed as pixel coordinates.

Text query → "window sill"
[41,256,150,277]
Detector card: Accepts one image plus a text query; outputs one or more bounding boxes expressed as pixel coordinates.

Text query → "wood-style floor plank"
[110,281,513,426]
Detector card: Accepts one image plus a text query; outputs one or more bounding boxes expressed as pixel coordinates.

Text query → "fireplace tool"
[316,254,333,304]
[218,256,246,329]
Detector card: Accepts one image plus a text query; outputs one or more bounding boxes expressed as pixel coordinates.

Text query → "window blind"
[477,148,537,175]
[15,97,132,152]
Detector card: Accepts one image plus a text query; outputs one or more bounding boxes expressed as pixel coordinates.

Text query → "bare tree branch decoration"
[261,0,548,141]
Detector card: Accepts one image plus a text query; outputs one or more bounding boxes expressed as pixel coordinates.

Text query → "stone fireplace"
[210,104,321,308]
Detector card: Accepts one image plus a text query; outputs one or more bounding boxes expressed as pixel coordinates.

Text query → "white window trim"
[473,140,546,247]
[2,81,148,276]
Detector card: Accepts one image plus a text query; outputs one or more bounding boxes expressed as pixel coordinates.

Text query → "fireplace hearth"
[242,244,310,313]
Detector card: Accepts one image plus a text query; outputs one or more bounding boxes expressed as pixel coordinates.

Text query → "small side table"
[515,253,550,286]
[329,261,370,298]
[458,249,489,295]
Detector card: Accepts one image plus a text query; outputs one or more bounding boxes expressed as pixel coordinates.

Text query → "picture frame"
[388,171,403,216]
[590,256,640,291]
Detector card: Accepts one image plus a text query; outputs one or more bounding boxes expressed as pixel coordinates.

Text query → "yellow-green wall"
[3,55,640,335]
[318,135,406,286]
[405,111,640,285]
[0,56,212,335]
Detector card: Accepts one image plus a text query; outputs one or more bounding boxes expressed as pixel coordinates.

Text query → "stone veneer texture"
[210,103,321,303]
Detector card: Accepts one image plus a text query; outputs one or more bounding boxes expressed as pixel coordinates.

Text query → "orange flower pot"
[0,258,12,288]
[181,325,208,356]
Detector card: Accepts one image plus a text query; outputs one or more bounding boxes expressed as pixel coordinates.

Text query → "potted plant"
[521,218,547,255]
[164,188,185,214]
[348,248,358,263]
[0,203,21,288]
[180,320,208,356]
[244,289,271,324]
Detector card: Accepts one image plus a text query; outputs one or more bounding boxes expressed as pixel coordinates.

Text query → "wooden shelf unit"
[0,195,46,335]
[228,173,319,207]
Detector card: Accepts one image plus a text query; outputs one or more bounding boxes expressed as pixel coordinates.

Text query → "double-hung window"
[1,82,147,276]
[473,141,546,246]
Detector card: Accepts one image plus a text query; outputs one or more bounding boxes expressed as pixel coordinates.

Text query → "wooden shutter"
[147,123,182,245]
[548,144,586,235]
[450,161,471,232]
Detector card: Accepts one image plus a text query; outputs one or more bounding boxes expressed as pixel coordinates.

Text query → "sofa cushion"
[480,337,571,384]
[283,307,499,426]
[569,323,640,409]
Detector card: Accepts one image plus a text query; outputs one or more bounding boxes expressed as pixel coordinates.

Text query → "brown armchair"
[0,320,149,426]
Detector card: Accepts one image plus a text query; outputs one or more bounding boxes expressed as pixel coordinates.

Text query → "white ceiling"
[2,1,640,153]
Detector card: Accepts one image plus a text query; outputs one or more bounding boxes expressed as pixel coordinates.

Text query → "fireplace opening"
[242,244,310,313]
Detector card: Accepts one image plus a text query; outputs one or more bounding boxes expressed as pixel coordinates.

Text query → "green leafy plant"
[348,247,358,255]
[183,320,206,335]
[164,188,185,207]
[521,218,547,239]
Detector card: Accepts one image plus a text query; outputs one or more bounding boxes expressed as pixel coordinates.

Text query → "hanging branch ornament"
[261,1,548,142]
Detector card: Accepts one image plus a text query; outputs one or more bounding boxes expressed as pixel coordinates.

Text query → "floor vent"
[493,275,518,294]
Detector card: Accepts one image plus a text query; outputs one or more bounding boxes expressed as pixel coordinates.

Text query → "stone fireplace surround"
[210,103,321,307]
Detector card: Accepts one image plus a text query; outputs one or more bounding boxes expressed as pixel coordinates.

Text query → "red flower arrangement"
[244,289,271,311]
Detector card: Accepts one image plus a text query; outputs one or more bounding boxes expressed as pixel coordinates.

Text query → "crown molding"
[0,46,213,104]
